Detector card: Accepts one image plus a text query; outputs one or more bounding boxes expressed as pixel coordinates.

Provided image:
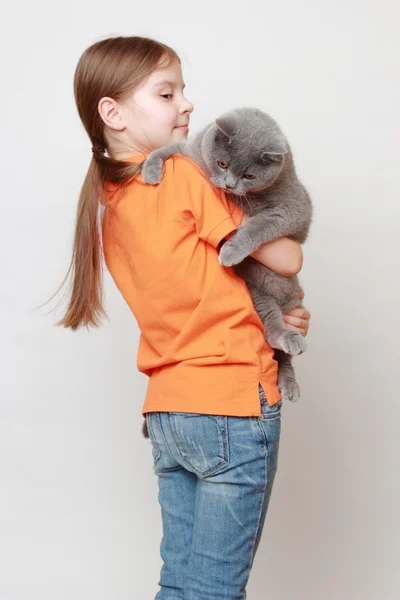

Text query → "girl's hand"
[283,289,311,337]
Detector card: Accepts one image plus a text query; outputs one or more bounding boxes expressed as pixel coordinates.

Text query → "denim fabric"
[146,383,282,599]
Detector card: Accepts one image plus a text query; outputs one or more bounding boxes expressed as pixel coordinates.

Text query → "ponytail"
[49,153,144,330]
[42,35,179,330]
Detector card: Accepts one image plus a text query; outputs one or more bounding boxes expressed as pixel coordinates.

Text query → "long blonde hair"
[50,36,179,330]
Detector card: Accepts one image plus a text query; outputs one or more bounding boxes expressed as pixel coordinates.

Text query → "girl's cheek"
[156,106,174,123]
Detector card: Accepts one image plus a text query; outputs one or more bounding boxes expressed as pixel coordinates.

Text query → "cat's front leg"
[219,213,291,267]
[142,142,188,184]
[141,152,164,184]
[218,225,252,266]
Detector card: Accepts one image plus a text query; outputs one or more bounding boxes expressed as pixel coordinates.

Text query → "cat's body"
[140,107,313,440]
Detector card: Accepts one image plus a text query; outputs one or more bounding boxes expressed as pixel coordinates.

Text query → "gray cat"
[140,107,313,440]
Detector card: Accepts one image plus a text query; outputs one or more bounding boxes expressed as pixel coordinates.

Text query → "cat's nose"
[225,184,235,189]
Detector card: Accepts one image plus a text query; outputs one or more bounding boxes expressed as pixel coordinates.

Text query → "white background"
[1,1,399,598]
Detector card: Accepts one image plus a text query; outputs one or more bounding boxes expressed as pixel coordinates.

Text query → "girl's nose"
[182,99,194,114]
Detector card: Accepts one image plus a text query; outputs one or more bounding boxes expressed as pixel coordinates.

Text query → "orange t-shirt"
[101,153,281,418]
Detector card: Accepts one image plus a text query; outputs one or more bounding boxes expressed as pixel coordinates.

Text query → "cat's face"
[202,108,288,198]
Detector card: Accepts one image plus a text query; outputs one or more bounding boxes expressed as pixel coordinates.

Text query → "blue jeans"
[146,383,282,600]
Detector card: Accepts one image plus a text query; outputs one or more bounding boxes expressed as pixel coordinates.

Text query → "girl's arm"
[220,214,310,336]
[250,237,303,276]
[240,213,303,277]
[239,214,310,336]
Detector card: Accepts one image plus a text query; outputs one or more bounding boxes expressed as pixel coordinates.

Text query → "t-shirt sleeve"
[174,156,243,248]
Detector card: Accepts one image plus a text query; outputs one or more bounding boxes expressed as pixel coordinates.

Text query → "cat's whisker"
[242,193,253,216]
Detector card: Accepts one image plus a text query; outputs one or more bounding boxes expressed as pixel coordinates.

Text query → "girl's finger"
[283,314,303,327]
[284,308,310,320]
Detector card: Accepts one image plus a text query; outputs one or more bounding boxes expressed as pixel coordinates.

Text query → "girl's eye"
[243,173,256,180]
[161,94,173,99]
[217,160,228,169]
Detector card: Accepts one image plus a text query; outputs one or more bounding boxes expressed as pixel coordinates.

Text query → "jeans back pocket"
[167,413,229,478]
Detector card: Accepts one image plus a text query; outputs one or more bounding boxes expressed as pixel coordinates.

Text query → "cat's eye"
[243,173,256,180]
[217,160,229,169]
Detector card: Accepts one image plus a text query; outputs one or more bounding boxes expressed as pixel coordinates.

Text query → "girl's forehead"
[146,60,184,87]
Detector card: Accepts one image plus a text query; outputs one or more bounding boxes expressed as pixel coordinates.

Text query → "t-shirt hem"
[142,378,281,418]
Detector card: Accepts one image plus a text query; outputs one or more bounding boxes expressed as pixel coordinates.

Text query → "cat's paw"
[278,377,300,403]
[141,158,163,184]
[219,240,248,267]
[275,330,307,356]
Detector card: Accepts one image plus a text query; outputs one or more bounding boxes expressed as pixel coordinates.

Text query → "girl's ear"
[98,97,125,131]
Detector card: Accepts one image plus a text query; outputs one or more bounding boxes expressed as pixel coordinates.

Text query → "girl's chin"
[165,129,188,145]
[173,128,189,136]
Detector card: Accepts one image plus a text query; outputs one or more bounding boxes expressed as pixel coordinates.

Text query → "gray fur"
[141,107,313,438]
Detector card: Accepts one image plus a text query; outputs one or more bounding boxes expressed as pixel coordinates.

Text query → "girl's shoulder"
[105,154,212,206]
[163,153,210,186]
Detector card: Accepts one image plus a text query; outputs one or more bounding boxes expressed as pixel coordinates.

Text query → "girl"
[57,36,311,599]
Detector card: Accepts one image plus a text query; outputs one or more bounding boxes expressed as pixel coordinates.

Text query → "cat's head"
[201,107,288,197]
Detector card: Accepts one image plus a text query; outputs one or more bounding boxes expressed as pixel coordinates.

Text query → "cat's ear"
[266,133,288,155]
[215,115,237,141]
[261,152,280,163]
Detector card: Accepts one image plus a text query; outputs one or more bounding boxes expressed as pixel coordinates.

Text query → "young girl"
[58,36,311,599]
